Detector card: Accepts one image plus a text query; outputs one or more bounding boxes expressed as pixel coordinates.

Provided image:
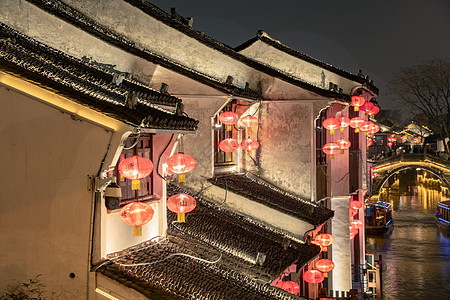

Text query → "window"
[114,134,155,209]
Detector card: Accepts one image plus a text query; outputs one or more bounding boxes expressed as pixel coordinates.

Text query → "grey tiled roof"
[235,31,379,96]
[0,23,199,131]
[98,184,319,299]
[210,174,334,226]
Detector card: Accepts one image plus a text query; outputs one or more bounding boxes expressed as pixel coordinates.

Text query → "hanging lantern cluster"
[302,233,335,284]
[118,155,156,237]
[401,135,407,143]
[167,150,197,223]
[414,137,420,143]
[218,111,260,158]
[348,196,364,240]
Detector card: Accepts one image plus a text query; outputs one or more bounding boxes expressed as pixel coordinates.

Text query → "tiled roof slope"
[98,184,319,299]
[25,0,261,100]
[27,0,356,100]
[210,174,334,226]
[166,184,320,282]
[235,31,379,95]
[100,236,307,300]
[0,23,198,131]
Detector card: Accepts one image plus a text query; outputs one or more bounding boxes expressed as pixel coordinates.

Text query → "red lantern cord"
[351,95,365,111]
[322,143,340,160]
[276,281,300,295]
[120,201,154,237]
[219,111,239,131]
[241,137,259,156]
[323,118,340,135]
[303,269,325,284]
[336,139,351,154]
[315,259,335,273]
[337,116,351,132]
[167,152,196,183]
[167,193,196,223]
[350,117,365,133]
[118,156,153,190]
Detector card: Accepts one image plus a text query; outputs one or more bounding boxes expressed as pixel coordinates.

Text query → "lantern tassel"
[177,213,185,223]
[225,152,232,160]
[354,106,359,111]
[226,125,232,131]
[132,179,141,190]
[133,225,142,237]
[340,127,345,133]
[178,173,186,183]
[330,129,335,135]
[247,150,252,157]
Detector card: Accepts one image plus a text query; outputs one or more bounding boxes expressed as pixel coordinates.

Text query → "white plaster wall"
[0,86,112,298]
[258,102,313,199]
[0,0,158,84]
[202,186,313,240]
[238,39,360,94]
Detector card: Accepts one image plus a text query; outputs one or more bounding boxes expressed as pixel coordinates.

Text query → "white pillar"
[329,196,352,292]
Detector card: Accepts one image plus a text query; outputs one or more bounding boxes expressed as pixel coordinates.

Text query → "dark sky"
[149,0,450,112]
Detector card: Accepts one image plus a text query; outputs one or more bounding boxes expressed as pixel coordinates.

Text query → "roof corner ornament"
[112,72,125,86]
[125,92,138,109]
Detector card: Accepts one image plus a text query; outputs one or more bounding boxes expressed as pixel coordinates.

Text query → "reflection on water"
[366,173,450,300]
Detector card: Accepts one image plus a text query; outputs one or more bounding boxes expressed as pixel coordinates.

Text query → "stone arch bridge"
[368,153,450,200]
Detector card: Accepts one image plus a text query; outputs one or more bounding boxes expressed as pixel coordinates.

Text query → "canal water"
[366,172,450,299]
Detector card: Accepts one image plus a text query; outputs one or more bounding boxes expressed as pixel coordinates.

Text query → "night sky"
[148,0,450,115]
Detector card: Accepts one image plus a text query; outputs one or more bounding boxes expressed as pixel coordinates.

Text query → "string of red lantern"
[322,142,340,159]
[351,95,365,111]
[241,136,259,156]
[350,117,365,133]
[219,111,239,131]
[303,269,325,284]
[118,156,154,190]
[336,139,351,154]
[315,259,335,273]
[167,152,197,183]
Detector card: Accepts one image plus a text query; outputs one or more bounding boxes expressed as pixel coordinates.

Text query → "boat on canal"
[436,200,450,237]
[364,201,393,235]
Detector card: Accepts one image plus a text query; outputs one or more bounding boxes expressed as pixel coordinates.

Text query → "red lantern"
[219,138,239,152]
[323,118,340,135]
[337,116,351,132]
[314,233,334,247]
[369,123,380,135]
[120,201,154,237]
[219,111,239,131]
[368,105,380,117]
[167,193,196,223]
[350,117,365,133]
[351,95,365,111]
[336,139,351,154]
[167,152,196,183]
[350,200,363,210]
[118,156,153,190]
[350,227,358,239]
[387,141,393,147]
[351,219,363,229]
[303,270,324,284]
[241,137,259,156]
[367,137,373,147]
[315,259,335,273]
[276,281,300,295]
[322,143,340,160]
[240,115,258,128]
[360,121,374,134]
[360,101,374,114]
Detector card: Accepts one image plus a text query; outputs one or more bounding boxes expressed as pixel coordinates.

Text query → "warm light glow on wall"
[95,288,121,300]
[0,72,123,131]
